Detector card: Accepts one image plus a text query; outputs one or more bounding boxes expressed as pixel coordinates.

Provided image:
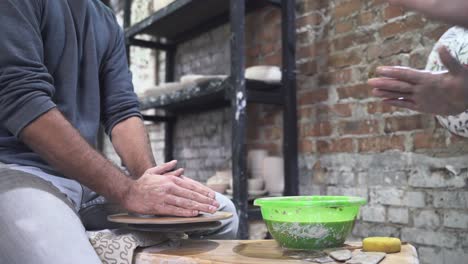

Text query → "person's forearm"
[388,0,468,28]
[20,108,133,204]
[111,116,156,178]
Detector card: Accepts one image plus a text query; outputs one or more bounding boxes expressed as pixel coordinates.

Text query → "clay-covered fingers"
[172,176,220,207]
[157,203,199,217]
[179,175,217,200]
[375,66,425,84]
[146,160,178,175]
[382,98,417,110]
[164,194,217,214]
[164,168,184,177]
[438,46,464,75]
[170,181,219,209]
[368,78,414,96]
[372,88,413,100]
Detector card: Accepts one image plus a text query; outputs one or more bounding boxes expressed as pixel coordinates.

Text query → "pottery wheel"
[107,211,233,225]
[127,221,222,233]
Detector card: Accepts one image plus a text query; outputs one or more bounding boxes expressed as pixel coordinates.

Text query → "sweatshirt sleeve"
[0,0,57,137]
[100,16,142,137]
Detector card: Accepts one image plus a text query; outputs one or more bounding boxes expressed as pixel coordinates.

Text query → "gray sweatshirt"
[0,0,141,176]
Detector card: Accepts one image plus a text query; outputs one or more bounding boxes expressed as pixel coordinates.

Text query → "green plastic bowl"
[254,196,366,250]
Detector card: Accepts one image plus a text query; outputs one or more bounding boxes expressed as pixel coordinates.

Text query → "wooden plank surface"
[134,240,419,264]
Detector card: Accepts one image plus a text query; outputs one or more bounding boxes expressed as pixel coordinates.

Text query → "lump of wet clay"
[329,249,352,261]
[346,252,386,264]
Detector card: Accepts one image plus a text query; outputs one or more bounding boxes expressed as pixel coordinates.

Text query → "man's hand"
[387,0,468,28]
[368,47,468,115]
[122,160,220,217]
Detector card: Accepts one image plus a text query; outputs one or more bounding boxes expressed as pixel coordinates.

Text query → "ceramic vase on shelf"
[262,156,284,196]
[206,170,232,194]
[247,149,268,179]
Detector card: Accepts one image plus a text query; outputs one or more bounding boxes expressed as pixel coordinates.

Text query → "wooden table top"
[134,239,419,264]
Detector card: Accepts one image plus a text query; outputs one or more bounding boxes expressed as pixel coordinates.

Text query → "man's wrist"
[115,175,136,207]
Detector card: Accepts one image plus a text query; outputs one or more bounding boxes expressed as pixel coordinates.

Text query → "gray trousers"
[0,167,238,264]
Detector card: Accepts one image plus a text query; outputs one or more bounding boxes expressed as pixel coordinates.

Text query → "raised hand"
[368,46,468,115]
[122,160,220,217]
[387,0,468,28]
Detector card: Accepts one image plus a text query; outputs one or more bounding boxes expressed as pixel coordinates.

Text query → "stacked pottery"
[262,156,284,196]
[206,170,232,194]
[247,150,267,179]
[247,150,267,197]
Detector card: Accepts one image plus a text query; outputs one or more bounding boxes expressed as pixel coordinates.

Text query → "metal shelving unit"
[123,0,298,239]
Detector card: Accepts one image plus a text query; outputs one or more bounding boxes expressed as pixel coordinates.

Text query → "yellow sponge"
[363,237,401,253]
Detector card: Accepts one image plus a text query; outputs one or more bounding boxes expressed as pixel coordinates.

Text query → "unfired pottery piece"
[329,249,352,261]
[310,256,336,263]
[346,252,386,264]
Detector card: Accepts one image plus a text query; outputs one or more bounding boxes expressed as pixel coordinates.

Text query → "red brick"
[357,135,405,152]
[409,51,429,69]
[297,12,322,28]
[298,45,318,59]
[319,68,352,86]
[298,107,314,121]
[383,5,405,20]
[334,0,361,18]
[264,127,282,141]
[336,21,353,34]
[316,138,354,153]
[303,122,333,137]
[312,104,353,122]
[297,30,311,45]
[263,53,282,66]
[338,119,379,135]
[368,0,386,7]
[296,0,324,14]
[384,115,430,133]
[264,9,281,25]
[332,103,353,117]
[249,142,280,155]
[413,131,447,149]
[299,89,329,105]
[259,24,281,43]
[379,38,414,58]
[379,15,425,38]
[328,51,362,68]
[337,84,372,100]
[247,45,261,58]
[299,139,314,153]
[367,101,399,114]
[359,11,375,26]
[424,25,451,41]
[333,31,375,51]
[298,60,317,75]
[260,43,278,55]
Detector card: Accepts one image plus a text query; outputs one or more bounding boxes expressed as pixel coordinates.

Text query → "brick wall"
[106,1,468,262]
[293,1,468,263]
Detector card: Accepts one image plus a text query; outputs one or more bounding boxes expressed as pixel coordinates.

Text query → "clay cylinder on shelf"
[262,156,284,196]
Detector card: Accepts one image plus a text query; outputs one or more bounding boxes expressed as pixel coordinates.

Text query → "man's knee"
[215,192,239,238]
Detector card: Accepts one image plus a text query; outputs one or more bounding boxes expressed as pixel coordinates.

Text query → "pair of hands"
[387,0,468,28]
[369,47,468,116]
[369,0,468,115]
[122,160,220,217]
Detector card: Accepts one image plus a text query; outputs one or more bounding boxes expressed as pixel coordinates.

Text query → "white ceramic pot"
[248,178,265,192]
[207,183,229,194]
[247,149,268,178]
[263,156,284,196]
